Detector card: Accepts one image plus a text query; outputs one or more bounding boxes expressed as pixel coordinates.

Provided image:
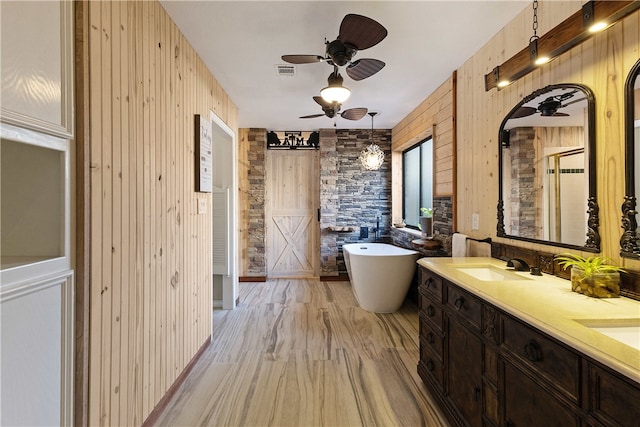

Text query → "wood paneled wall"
[85,1,237,425]
[455,2,640,269]
[391,75,455,226]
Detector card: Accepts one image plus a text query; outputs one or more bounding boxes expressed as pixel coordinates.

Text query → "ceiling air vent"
[275,64,296,77]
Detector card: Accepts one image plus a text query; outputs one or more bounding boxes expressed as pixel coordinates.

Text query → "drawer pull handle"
[426,305,435,316]
[524,339,542,362]
[424,278,433,288]
[473,386,480,402]
[454,296,465,311]
[426,332,435,344]
[426,359,435,372]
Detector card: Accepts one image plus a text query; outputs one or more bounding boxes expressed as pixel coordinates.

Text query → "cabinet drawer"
[501,315,580,402]
[419,268,444,303]
[419,295,444,332]
[588,364,640,427]
[419,340,444,391]
[419,314,444,359]
[446,283,482,331]
[504,361,580,427]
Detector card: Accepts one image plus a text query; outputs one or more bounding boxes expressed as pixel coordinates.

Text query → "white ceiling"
[160,0,530,131]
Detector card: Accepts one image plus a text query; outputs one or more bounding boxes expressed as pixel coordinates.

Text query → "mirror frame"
[620,58,640,258]
[497,83,599,252]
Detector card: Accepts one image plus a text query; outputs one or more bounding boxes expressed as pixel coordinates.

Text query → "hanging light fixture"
[358,112,384,171]
[320,68,351,104]
[529,0,550,67]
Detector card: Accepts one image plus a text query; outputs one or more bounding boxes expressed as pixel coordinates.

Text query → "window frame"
[402,136,434,230]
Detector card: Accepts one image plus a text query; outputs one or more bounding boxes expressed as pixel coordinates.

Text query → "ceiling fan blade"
[551,112,570,117]
[511,106,537,118]
[341,107,368,121]
[299,113,326,119]
[338,14,388,50]
[281,54,324,64]
[346,58,385,81]
[313,96,335,109]
[560,97,586,108]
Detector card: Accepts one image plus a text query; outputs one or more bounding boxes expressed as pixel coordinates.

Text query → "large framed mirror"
[497,83,599,252]
[621,59,640,258]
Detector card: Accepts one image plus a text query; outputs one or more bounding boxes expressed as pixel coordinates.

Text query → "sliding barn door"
[266,149,319,278]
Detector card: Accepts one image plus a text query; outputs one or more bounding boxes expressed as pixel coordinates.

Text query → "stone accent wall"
[433,196,453,236]
[320,128,393,275]
[246,128,266,275]
[509,128,536,238]
[320,129,339,276]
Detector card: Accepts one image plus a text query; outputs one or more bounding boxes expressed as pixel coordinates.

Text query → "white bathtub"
[342,243,420,313]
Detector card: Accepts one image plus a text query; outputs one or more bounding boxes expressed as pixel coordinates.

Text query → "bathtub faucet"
[374,217,380,242]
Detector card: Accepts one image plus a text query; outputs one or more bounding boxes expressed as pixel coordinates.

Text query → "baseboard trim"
[142,335,211,427]
[320,273,350,282]
[239,276,267,282]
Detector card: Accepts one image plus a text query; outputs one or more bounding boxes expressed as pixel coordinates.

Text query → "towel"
[452,233,469,257]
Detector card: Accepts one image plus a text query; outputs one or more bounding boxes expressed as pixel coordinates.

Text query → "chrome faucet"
[506,258,530,272]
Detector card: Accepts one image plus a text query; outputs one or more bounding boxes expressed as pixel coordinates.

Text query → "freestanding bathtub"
[342,243,420,313]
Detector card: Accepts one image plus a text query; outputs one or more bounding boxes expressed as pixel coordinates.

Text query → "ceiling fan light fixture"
[320,85,351,104]
[320,71,351,103]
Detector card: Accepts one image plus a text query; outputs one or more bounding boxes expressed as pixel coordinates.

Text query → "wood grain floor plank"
[153,279,449,426]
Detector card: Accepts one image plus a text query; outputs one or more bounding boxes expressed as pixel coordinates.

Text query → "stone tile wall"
[246,128,266,275]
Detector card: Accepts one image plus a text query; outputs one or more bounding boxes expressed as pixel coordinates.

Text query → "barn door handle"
[317,208,321,221]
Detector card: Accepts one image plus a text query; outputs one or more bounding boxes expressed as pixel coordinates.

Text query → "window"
[403,137,433,229]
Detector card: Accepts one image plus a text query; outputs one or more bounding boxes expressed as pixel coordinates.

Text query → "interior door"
[266,149,319,278]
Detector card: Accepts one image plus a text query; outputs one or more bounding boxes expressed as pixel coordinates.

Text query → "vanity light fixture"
[320,69,351,104]
[485,1,640,91]
[358,112,384,171]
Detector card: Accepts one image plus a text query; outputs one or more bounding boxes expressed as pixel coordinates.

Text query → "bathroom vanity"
[417,257,640,427]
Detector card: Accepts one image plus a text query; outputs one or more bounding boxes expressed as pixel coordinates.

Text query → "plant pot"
[570,267,620,298]
[419,216,432,238]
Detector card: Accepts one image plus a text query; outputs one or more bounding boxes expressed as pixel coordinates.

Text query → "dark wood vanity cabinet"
[417,266,640,427]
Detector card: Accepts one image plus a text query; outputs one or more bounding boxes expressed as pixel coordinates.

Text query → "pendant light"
[358,112,384,171]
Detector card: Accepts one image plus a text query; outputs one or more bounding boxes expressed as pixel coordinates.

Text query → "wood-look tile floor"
[154,279,450,427]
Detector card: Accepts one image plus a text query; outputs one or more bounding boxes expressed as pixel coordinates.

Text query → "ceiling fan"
[281,14,388,81]
[299,96,368,124]
[512,90,585,118]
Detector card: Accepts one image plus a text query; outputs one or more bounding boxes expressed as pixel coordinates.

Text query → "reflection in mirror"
[498,84,599,252]
[621,58,640,258]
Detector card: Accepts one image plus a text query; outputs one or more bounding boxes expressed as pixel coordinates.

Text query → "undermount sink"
[451,265,532,282]
[575,319,640,351]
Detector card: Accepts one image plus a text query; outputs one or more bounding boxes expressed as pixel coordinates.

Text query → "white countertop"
[417,257,640,384]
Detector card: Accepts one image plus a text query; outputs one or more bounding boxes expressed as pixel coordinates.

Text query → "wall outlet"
[198,199,207,215]
[472,213,479,230]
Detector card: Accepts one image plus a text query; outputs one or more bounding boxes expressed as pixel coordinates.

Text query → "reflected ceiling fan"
[282,14,388,81]
[512,90,585,118]
[299,96,368,125]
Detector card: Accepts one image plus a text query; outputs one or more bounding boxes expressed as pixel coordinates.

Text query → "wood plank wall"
[391,76,455,222]
[85,1,238,425]
[455,2,640,269]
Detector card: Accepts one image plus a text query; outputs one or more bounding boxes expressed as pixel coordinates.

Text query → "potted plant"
[419,207,433,238]
[555,253,625,298]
